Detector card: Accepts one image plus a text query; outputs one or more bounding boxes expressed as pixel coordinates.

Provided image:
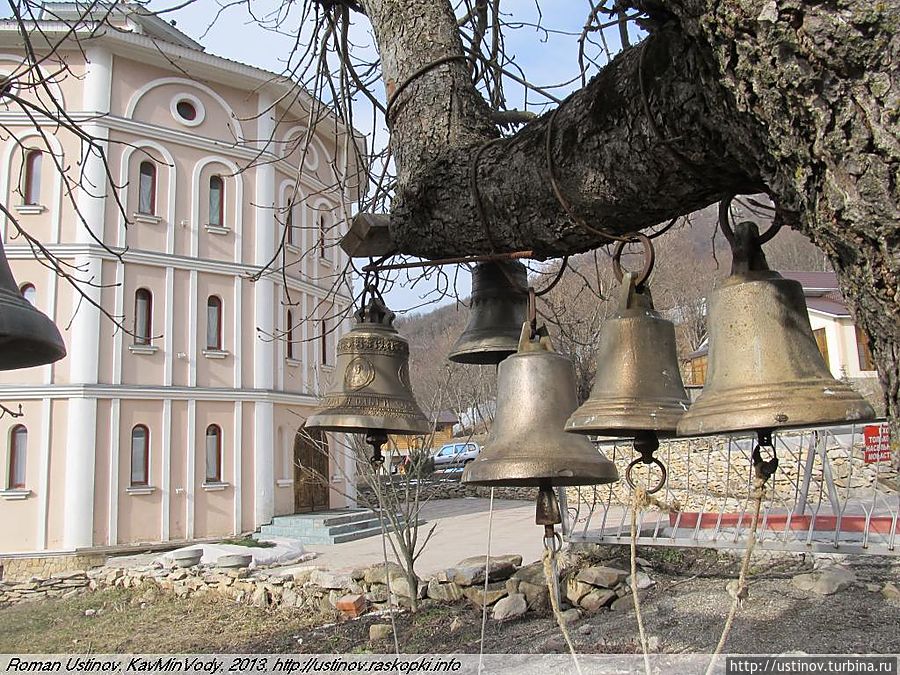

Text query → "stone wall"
[357,478,535,504]
[0,554,107,582]
[0,571,91,606]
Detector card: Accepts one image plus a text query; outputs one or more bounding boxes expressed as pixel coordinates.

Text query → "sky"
[150,1,635,315]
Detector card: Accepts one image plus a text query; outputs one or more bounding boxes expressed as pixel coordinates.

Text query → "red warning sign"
[863,424,892,463]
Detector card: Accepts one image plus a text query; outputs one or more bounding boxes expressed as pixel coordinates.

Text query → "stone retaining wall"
[357,480,535,503]
[0,554,107,583]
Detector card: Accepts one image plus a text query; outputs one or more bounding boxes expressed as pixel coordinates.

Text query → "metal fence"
[560,423,899,555]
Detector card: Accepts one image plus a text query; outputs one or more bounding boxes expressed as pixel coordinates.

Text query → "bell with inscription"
[677,221,875,436]
[304,291,429,440]
[462,322,618,487]
[448,261,528,365]
[0,239,66,370]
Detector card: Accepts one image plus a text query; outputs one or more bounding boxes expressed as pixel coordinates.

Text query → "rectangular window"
[134,289,152,345]
[318,215,328,260]
[205,425,222,483]
[855,325,875,371]
[320,319,328,365]
[138,161,156,215]
[130,426,149,486]
[691,355,708,386]
[209,176,224,227]
[206,296,222,350]
[23,150,42,205]
[8,426,26,489]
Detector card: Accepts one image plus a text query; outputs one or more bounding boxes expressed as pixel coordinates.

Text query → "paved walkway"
[294,498,543,576]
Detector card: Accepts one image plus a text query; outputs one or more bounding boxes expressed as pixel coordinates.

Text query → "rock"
[450,555,521,585]
[170,569,188,582]
[576,566,628,589]
[350,568,367,581]
[559,608,581,624]
[519,581,549,612]
[579,588,616,612]
[882,582,900,602]
[251,586,269,608]
[311,570,351,590]
[463,582,508,607]
[84,609,97,617]
[576,624,594,637]
[366,584,389,603]
[363,562,404,585]
[492,593,527,621]
[866,583,882,593]
[647,635,661,652]
[369,624,393,643]
[335,594,368,618]
[791,568,855,596]
[610,593,640,612]
[565,579,593,605]
[449,617,463,633]
[626,572,655,590]
[508,561,546,586]
[428,578,464,602]
[390,577,417,598]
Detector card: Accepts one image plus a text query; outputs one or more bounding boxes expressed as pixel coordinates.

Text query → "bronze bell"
[448,261,528,364]
[565,271,690,438]
[677,222,875,436]
[0,239,66,370]
[305,293,429,436]
[462,322,618,487]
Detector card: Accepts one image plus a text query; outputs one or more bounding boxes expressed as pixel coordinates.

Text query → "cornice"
[0,383,324,406]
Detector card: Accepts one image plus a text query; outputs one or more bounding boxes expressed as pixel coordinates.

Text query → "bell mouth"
[0,288,67,370]
[462,458,619,487]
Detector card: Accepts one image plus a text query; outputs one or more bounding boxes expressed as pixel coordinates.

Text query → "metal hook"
[612,233,655,289]
[625,455,667,495]
[718,195,783,247]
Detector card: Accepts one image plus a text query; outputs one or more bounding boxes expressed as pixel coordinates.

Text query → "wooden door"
[294,429,329,512]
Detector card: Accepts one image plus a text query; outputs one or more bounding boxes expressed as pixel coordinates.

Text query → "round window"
[176,99,197,121]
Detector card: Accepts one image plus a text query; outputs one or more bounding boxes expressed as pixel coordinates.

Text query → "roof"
[430,410,459,426]
[806,297,851,318]
[781,271,839,294]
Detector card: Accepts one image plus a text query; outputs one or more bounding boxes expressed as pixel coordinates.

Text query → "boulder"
[791,568,856,596]
[427,578,464,602]
[463,582,508,607]
[565,579,593,605]
[882,582,900,602]
[492,593,527,621]
[559,608,581,624]
[366,584,389,603]
[626,572,655,590]
[576,566,628,589]
[390,577,417,599]
[519,580,549,612]
[311,570,351,590]
[251,586,269,608]
[579,588,616,612]
[363,562,404,585]
[610,593,641,612]
[450,555,521,586]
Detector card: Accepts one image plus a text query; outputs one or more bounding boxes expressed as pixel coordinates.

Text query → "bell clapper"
[625,431,668,495]
[752,428,779,482]
[365,430,388,469]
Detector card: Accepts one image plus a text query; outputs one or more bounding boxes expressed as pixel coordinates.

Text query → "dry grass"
[0,587,334,654]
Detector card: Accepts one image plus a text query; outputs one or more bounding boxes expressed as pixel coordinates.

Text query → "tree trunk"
[361,0,900,431]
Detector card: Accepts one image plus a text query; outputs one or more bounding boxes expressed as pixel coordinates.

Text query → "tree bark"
[362,0,900,436]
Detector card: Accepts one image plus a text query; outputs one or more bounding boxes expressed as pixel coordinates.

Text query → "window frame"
[855,325,875,371]
[208,175,225,228]
[205,424,223,483]
[8,425,26,489]
[134,288,153,346]
[130,424,150,487]
[286,310,296,360]
[137,160,157,215]
[320,318,329,366]
[206,295,223,351]
[23,149,42,206]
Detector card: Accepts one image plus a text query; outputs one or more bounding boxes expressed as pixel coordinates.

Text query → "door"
[294,429,329,512]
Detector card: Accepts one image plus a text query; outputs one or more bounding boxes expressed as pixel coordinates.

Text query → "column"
[63,45,111,550]
[253,92,276,526]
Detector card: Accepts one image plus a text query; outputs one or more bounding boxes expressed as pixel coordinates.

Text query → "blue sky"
[156,1,634,315]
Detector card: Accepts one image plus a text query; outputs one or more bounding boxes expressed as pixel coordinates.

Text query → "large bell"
[462,323,618,487]
[0,239,66,370]
[565,271,690,437]
[305,293,429,435]
[677,222,875,436]
[448,261,528,364]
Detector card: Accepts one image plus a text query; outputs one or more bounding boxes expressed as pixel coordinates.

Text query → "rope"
[477,488,495,674]
[630,487,658,675]
[542,547,583,675]
[703,475,768,675]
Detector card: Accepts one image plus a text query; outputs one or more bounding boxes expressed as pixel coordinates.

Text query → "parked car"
[432,442,481,469]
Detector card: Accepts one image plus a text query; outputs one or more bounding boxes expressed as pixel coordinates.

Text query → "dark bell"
[448,261,528,365]
[0,240,66,370]
[304,294,429,436]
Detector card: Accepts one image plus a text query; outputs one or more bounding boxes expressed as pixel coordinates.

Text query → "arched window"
[8,425,26,489]
[209,175,224,228]
[286,310,296,360]
[205,424,222,482]
[320,319,328,365]
[138,161,156,215]
[318,214,327,259]
[134,288,152,345]
[286,202,297,247]
[23,149,42,205]
[206,296,222,350]
[19,283,36,306]
[130,425,149,486]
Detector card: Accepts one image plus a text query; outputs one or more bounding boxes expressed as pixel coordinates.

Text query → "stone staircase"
[253,508,420,545]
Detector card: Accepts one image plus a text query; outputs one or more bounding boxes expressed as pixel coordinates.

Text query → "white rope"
[477,488,495,674]
[543,544,582,675]
[630,489,652,675]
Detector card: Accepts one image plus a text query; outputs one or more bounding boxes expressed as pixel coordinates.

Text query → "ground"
[2,546,898,654]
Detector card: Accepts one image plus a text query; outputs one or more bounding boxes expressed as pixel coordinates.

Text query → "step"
[258,517,410,539]
[270,509,380,528]
[254,518,423,545]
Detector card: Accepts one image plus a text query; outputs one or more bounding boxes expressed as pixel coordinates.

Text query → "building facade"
[0,6,357,556]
